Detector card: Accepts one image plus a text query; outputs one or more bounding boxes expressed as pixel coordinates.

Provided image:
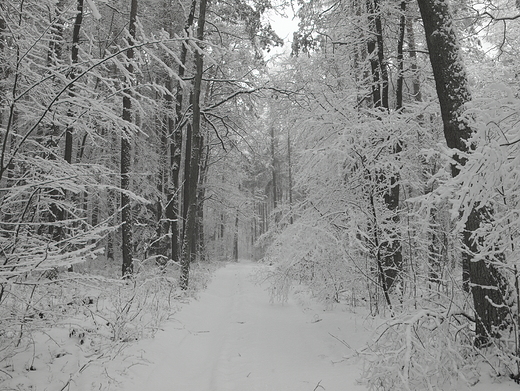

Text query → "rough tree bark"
[165,0,197,264]
[417,0,509,347]
[121,0,138,277]
[180,0,208,289]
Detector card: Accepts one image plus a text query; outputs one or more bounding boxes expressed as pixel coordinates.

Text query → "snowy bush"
[364,308,478,390]
[259,217,362,307]
[363,81,520,389]
[0,257,224,388]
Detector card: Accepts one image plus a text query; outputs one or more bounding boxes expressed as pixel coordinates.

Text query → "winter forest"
[4,0,520,389]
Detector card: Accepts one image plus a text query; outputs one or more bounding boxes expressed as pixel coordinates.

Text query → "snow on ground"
[97,260,371,391]
[4,260,520,390]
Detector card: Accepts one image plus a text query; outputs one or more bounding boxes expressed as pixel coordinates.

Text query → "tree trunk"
[287,128,293,225]
[406,13,422,102]
[180,0,208,290]
[165,0,197,264]
[366,0,388,108]
[0,16,6,127]
[366,0,402,291]
[121,0,138,277]
[417,0,509,347]
[197,138,209,260]
[65,0,83,165]
[233,208,239,262]
[62,0,84,272]
[270,126,278,219]
[396,0,406,111]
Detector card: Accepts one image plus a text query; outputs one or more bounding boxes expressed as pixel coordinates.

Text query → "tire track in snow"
[111,261,368,391]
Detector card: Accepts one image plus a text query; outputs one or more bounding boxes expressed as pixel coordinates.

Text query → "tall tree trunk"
[106,189,115,261]
[65,0,83,165]
[406,14,422,102]
[233,208,239,262]
[45,1,65,243]
[197,138,209,260]
[180,0,208,289]
[0,15,6,127]
[165,0,197,264]
[366,0,402,291]
[270,126,278,218]
[287,128,293,225]
[182,122,193,237]
[62,0,84,272]
[121,0,138,277]
[396,0,406,111]
[417,0,509,347]
[366,0,388,108]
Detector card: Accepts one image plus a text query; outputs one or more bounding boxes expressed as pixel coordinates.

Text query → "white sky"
[265,7,299,57]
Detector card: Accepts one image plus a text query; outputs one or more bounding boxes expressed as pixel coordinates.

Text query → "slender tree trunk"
[62,0,84,272]
[270,126,278,216]
[65,0,83,165]
[180,0,208,289]
[197,139,209,260]
[165,0,197,264]
[396,0,406,111]
[418,0,509,347]
[287,128,293,225]
[44,1,66,243]
[0,16,6,127]
[182,122,192,236]
[406,14,422,102]
[233,208,239,262]
[366,0,402,291]
[366,0,388,108]
[121,0,138,277]
[106,189,115,261]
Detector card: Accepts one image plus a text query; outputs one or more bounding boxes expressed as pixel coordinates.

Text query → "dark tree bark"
[165,0,197,264]
[287,128,293,225]
[406,14,422,102]
[197,138,209,260]
[366,0,388,109]
[233,208,239,262]
[62,0,84,272]
[366,0,402,291]
[417,0,509,347]
[0,16,6,125]
[396,0,406,111]
[180,0,208,289]
[106,190,115,262]
[121,0,138,277]
[182,122,193,235]
[270,126,278,218]
[65,0,83,165]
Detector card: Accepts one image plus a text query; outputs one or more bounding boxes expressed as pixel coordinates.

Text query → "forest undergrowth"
[258,214,520,390]
[0,258,216,390]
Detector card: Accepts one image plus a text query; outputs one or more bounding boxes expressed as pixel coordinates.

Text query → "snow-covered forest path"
[116,261,368,391]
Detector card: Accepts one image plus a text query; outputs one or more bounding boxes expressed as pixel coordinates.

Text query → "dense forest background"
[3,0,520,389]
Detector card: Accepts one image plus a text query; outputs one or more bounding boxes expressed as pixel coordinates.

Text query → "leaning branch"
[481,11,520,21]
[203,86,295,111]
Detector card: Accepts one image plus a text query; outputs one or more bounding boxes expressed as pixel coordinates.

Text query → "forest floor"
[102,260,370,391]
[4,260,520,390]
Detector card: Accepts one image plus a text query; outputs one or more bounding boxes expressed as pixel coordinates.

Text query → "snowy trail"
[115,261,368,391]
